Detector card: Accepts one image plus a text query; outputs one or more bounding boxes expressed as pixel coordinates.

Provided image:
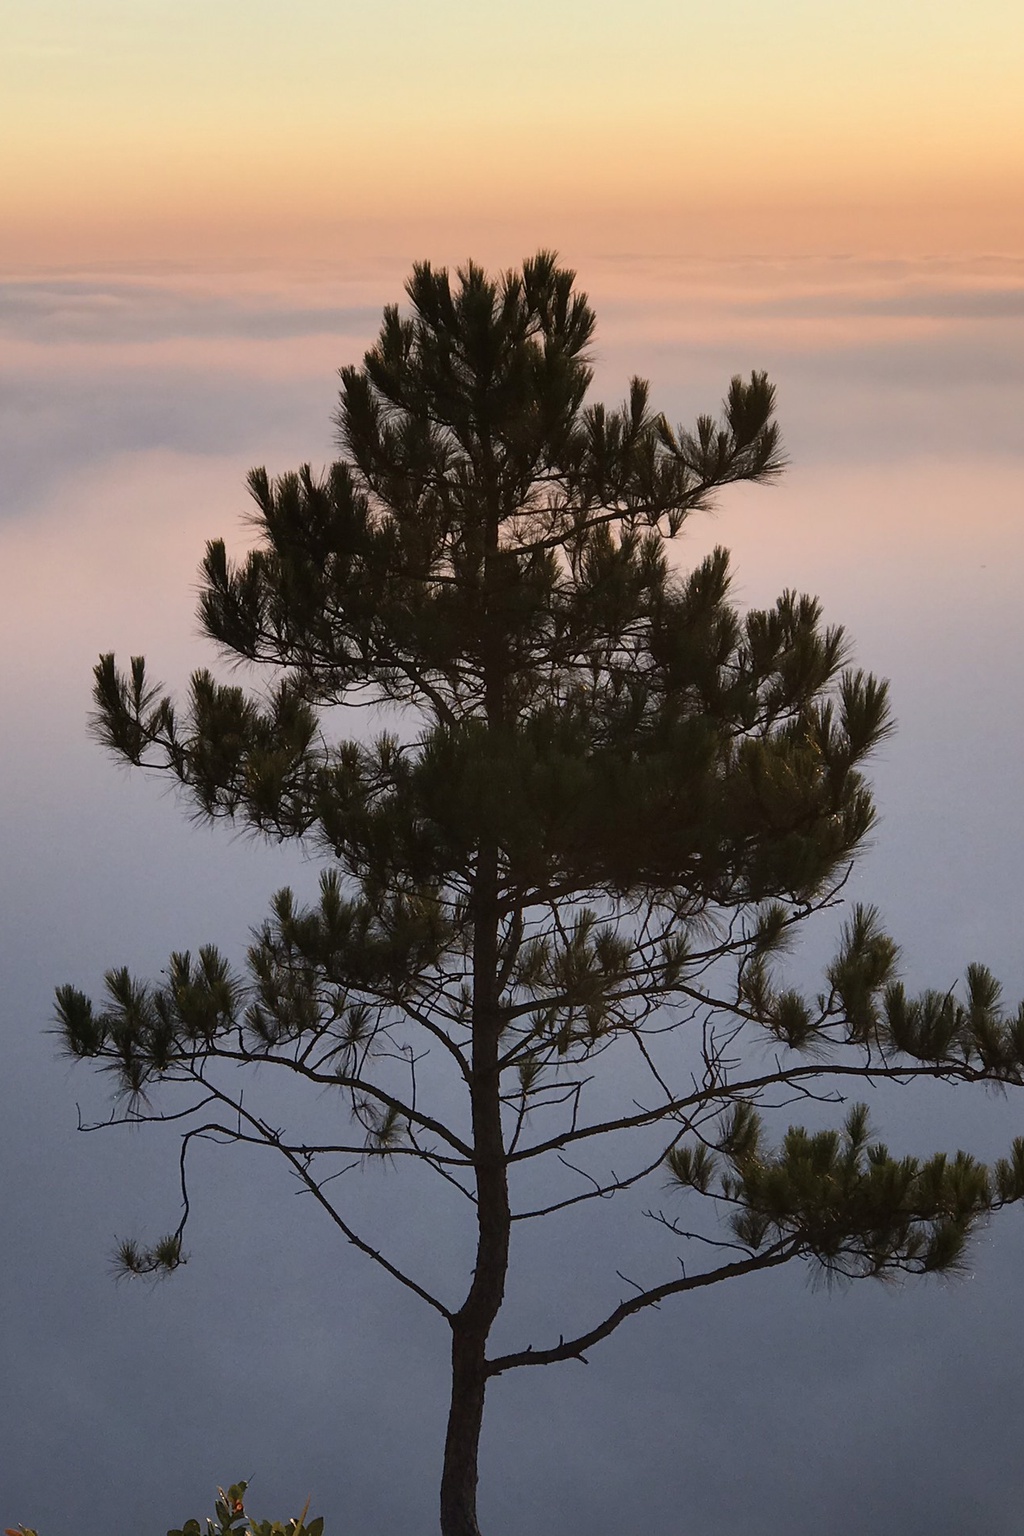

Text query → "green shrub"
[6,1480,323,1536]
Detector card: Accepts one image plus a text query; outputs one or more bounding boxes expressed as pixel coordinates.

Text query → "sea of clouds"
[2,251,1024,1535]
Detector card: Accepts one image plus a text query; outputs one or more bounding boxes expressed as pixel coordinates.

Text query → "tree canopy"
[57,252,1024,1536]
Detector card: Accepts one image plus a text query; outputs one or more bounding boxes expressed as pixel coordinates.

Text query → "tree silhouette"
[57,253,1024,1536]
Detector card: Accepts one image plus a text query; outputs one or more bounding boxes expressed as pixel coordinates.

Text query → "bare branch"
[180,1076,455,1321]
[487,1240,800,1374]
[507,1058,998,1164]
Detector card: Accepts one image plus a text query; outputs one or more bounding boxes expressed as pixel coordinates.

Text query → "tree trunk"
[439,1321,491,1536]
[439,498,512,1536]
[439,831,510,1536]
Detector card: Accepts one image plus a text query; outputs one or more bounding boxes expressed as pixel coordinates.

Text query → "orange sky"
[4,0,1023,269]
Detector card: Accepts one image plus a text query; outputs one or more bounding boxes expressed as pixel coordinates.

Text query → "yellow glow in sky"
[3,0,1023,265]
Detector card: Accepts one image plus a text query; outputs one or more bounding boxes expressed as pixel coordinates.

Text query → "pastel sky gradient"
[4,0,1024,264]
[3,5,1024,1534]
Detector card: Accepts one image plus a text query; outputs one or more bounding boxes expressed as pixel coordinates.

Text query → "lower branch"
[181,1076,456,1321]
[486,1238,799,1375]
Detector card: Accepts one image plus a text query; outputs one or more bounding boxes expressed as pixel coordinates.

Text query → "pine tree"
[57,253,1024,1536]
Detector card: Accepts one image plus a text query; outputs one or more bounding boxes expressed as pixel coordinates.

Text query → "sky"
[4,0,1024,263]
[2,4,1024,1534]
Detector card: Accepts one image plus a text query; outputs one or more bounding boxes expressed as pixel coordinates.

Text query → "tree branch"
[507,1058,996,1163]
[486,1239,799,1374]
[182,1078,455,1321]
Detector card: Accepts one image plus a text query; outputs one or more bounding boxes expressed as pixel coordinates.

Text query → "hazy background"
[2,3,1024,1533]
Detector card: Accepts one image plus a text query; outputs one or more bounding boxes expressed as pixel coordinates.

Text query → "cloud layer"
[3,253,1024,1536]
